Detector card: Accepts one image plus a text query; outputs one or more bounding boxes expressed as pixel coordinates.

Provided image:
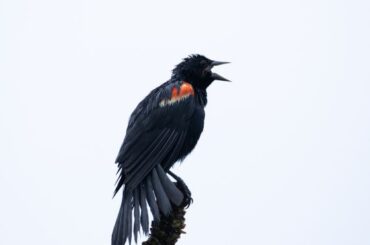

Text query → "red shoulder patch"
[179,82,194,97]
[159,82,194,107]
[171,82,194,100]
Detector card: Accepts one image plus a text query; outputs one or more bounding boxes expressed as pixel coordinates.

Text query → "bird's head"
[172,54,230,89]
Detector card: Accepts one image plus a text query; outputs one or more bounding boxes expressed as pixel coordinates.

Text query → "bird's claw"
[177,182,192,208]
[183,195,193,209]
[169,171,193,208]
[177,182,193,208]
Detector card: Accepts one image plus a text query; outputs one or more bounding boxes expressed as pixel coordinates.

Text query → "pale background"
[1,0,370,244]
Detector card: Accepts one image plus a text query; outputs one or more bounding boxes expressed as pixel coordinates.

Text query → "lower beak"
[211,72,230,82]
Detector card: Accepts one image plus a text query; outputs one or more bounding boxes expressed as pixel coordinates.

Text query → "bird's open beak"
[211,60,231,82]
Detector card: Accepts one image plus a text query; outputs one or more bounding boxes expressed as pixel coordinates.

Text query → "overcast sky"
[1,0,370,244]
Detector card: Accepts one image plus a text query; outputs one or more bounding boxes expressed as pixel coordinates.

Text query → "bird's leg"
[168,170,193,208]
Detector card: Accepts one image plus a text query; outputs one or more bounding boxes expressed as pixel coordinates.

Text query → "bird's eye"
[200,60,207,66]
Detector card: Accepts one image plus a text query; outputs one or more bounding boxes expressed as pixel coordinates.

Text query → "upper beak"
[211,60,231,82]
[211,60,230,66]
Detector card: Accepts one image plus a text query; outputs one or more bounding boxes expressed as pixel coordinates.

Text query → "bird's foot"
[168,171,193,208]
[178,183,193,209]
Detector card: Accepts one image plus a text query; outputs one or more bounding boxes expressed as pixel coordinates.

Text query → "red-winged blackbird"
[112,54,230,245]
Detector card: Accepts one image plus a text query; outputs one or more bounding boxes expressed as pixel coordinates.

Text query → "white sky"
[1,0,370,244]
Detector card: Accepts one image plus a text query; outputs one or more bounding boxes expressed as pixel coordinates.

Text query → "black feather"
[133,189,140,242]
[139,184,149,234]
[127,129,178,188]
[156,165,183,206]
[145,175,160,220]
[151,168,172,215]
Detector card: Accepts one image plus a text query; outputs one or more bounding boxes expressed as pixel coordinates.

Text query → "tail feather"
[156,166,183,206]
[127,203,132,245]
[133,189,140,243]
[112,190,133,245]
[112,198,123,244]
[151,168,172,215]
[145,175,160,220]
[112,168,184,245]
[139,184,149,234]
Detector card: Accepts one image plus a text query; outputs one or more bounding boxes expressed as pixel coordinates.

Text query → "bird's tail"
[112,165,184,245]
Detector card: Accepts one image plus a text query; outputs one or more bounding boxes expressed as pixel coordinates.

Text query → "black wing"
[114,81,195,195]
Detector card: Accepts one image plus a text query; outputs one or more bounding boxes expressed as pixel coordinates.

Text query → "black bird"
[112,54,230,245]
